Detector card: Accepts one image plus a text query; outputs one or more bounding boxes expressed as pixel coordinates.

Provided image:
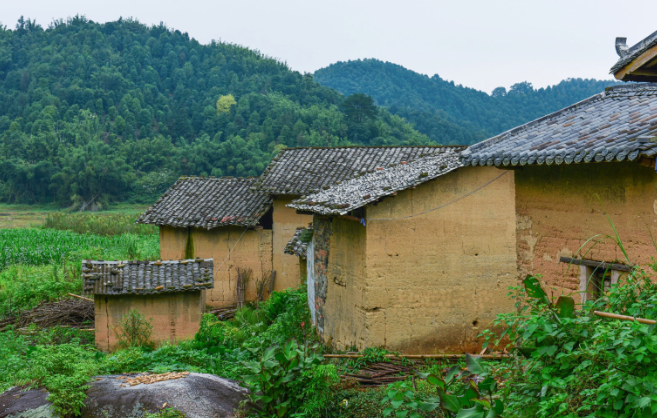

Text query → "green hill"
[0,17,430,206]
[314,59,619,145]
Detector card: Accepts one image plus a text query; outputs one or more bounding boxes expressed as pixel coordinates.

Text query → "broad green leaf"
[263,345,278,361]
[427,373,442,386]
[639,397,651,408]
[383,407,394,417]
[493,399,504,414]
[466,354,485,375]
[391,399,404,408]
[395,410,408,418]
[556,296,575,319]
[456,404,485,418]
[446,366,462,383]
[418,401,440,412]
[478,377,496,394]
[439,392,461,413]
[523,275,549,304]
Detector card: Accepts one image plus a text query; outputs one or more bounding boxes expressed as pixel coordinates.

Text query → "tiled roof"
[284,226,313,259]
[611,30,657,74]
[288,149,462,216]
[461,84,657,168]
[137,177,271,229]
[82,259,214,296]
[256,146,465,196]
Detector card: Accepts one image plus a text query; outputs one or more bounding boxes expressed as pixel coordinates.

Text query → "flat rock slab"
[0,386,56,418]
[1,373,248,418]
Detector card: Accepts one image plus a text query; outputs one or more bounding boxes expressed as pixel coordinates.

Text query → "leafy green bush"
[0,329,99,416]
[102,342,212,374]
[114,308,154,349]
[242,339,323,417]
[486,270,657,417]
[0,263,83,317]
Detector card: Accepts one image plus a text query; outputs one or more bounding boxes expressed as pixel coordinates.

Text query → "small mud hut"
[83,259,214,351]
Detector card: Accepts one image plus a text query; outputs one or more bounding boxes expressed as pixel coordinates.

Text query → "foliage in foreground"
[486,270,657,417]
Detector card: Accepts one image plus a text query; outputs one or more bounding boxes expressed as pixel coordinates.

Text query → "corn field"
[0,229,160,269]
[43,213,157,236]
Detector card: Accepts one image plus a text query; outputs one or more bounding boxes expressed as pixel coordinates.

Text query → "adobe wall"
[320,165,518,353]
[515,161,657,302]
[160,226,273,307]
[321,217,368,348]
[272,196,313,290]
[95,291,205,352]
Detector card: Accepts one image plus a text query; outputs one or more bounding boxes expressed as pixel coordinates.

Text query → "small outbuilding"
[137,176,273,307]
[83,259,214,351]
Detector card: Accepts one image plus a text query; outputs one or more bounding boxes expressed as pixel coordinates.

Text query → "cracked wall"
[515,162,657,302]
[320,166,517,353]
[160,225,273,308]
[272,196,313,290]
[94,291,205,351]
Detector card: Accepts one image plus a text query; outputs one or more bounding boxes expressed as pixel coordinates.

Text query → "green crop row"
[0,229,160,270]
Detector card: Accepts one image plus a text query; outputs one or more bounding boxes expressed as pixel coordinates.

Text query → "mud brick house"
[462,82,657,305]
[83,259,214,351]
[254,145,466,290]
[289,148,517,353]
[137,177,272,307]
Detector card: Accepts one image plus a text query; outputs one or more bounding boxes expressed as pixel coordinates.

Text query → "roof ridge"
[611,29,657,74]
[278,145,467,151]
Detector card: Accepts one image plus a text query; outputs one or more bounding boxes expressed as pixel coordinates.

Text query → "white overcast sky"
[2,0,656,93]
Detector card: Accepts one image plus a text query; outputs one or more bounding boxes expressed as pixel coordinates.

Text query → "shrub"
[485,270,657,417]
[241,339,324,417]
[114,309,154,349]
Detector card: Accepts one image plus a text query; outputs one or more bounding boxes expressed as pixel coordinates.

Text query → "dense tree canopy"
[0,17,430,207]
[314,59,620,145]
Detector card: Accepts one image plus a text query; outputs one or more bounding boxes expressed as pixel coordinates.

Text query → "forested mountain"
[314,59,619,145]
[0,17,430,207]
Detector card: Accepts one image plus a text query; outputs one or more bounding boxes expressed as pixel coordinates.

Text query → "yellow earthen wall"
[322,217,368,348]
[322,166,518,353]
[272,196,313,290]
[95,291,205,352]
[515,162,657,302]
[159,225,273,307]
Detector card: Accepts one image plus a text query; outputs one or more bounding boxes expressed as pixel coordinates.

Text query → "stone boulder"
[0,373,249,418]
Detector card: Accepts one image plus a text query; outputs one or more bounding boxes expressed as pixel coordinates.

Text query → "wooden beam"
[615,43,657,80]
[322,353,509,360]
[559,257,632,272]
[594,310,656,325]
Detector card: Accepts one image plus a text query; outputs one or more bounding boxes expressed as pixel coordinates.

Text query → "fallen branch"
[68,293,93,302]
[594,310,656,325]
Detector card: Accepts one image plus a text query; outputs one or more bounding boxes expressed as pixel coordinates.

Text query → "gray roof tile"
[137,177,271,229]
[284,226,313,259]
[82,259,214,295]
[288,149,462,215]
[256,146,466,195]
[461,84,657,168]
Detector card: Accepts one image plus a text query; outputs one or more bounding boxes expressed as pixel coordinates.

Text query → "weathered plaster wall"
[160,226,273,307]
[515,161,657,302]
[312,217,332,333]
[95,291,205,352]
[321,166,517,353]
[272,196,313,290]
[322,217,368,348]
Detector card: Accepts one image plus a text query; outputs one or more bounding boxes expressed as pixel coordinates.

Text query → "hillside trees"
[0,17,430,205]
[314,58,619,144]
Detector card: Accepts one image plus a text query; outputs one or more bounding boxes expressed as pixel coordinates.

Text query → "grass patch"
[44,212,157,236]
